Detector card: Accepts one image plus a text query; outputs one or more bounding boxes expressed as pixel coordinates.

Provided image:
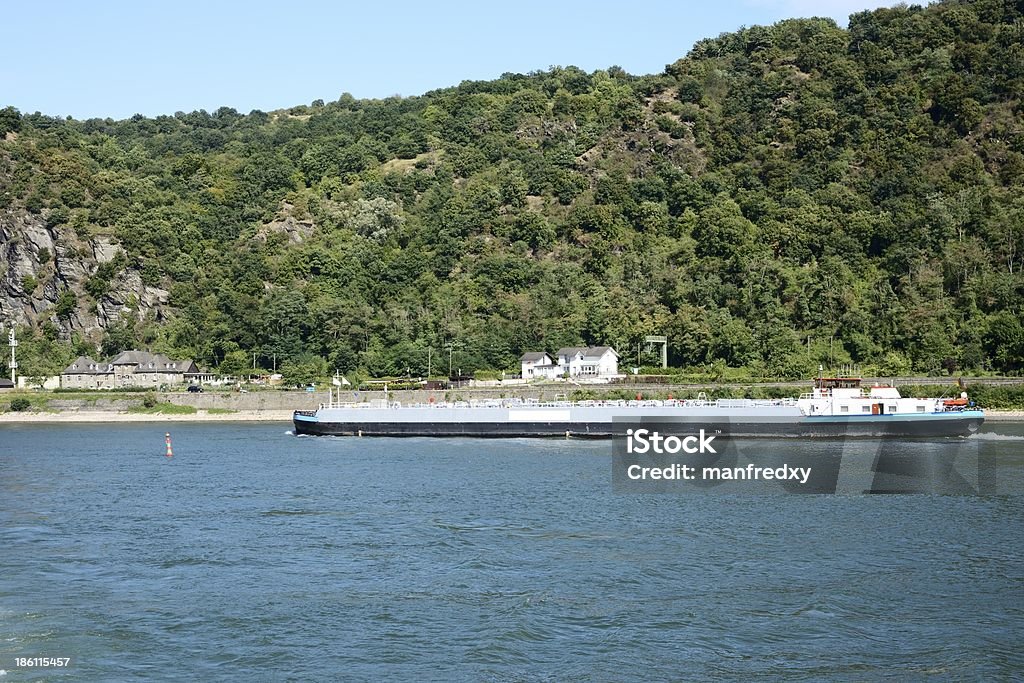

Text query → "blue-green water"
[2,423,1023,681]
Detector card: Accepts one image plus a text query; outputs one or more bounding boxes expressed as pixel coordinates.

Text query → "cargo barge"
[292,377,984,438]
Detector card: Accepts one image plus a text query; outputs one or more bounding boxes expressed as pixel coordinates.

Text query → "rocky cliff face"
[0,207,169,337]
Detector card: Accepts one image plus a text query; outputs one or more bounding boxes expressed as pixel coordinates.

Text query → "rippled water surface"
[2,422,1023,681]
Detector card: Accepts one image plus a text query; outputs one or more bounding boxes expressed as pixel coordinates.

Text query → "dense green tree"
[0,106,21,136]
[100,320,137,358]
[280,352,329,386]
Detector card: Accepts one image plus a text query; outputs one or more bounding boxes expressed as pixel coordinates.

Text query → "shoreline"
[978,410,1024,421]
[0,409,1021,424]
[0,409,295,423]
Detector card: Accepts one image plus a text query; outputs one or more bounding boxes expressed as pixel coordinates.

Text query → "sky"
[1,0,901,121]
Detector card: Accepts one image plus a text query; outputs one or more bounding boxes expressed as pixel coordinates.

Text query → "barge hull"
[293,412,984,438]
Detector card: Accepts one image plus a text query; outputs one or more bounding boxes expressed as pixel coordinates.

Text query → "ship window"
[840,405,849,413]
[862,406,871,413]
[917,405,926,413]
[888,405,897,413]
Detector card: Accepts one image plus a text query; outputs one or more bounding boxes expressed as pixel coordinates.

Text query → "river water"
[2,422,1023,681]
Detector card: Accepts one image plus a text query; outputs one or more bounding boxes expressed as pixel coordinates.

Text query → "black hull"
[292,416,984,439]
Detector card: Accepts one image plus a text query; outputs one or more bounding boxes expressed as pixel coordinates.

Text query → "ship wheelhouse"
[797,376,968,417]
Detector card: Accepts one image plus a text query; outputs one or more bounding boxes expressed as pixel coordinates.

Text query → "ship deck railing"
[318,397,801,410]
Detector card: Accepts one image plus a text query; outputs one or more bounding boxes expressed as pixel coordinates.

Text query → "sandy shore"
[1,409,1021,424]
[0,410,295,423]
[983,410,1024,420]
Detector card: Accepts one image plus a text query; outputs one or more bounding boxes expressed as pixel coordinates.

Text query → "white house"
[520,352,561,380]
[556,346,620,378]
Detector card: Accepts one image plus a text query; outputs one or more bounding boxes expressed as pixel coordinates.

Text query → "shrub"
[10,397,31,411]
[55,289,77,320]
[142,393,158,408]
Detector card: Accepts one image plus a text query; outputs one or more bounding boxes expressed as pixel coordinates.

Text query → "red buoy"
[165,433,173,458]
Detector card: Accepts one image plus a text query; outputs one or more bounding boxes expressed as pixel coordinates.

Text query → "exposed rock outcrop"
[254,201,315,245]
[0,208,170,337]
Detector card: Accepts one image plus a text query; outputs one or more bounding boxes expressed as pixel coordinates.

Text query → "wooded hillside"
[1,0,1022,380]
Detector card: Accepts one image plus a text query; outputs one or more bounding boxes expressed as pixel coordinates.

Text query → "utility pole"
[8,327,17,384]
[427,347,432,378]
[444,341,463,378]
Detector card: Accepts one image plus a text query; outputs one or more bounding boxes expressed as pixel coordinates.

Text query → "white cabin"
[796,377,967,416]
